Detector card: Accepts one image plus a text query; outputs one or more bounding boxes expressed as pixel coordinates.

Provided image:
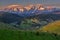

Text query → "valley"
[0,4,60,40]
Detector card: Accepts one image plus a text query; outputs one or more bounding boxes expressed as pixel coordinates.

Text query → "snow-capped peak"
[3,5,24,12]
[0,4,60,13]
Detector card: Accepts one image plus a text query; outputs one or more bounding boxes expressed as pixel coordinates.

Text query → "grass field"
[0,30,60,40]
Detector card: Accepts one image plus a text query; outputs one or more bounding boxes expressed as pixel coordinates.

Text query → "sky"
[0,0,60,7]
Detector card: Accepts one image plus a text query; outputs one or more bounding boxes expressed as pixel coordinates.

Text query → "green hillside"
[0,30,60,40]
[38,20,60,34]
[0,22,18,30]
[0,20,60,40]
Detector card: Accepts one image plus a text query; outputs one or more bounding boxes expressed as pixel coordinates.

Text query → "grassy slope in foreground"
[39,20,60,34]
[0,30,60,40]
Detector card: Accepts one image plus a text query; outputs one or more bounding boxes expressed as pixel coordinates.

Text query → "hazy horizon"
[0,0,60,7]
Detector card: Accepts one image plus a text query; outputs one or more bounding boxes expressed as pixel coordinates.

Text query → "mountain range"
[0,4,60,29]
[0,4,60,17]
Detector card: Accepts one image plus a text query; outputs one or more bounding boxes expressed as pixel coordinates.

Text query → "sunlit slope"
[39,20,60,34]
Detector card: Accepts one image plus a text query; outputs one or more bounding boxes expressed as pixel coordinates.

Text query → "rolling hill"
[0,22,19,30]
[38,20,60,34]
[0,11,60,30]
